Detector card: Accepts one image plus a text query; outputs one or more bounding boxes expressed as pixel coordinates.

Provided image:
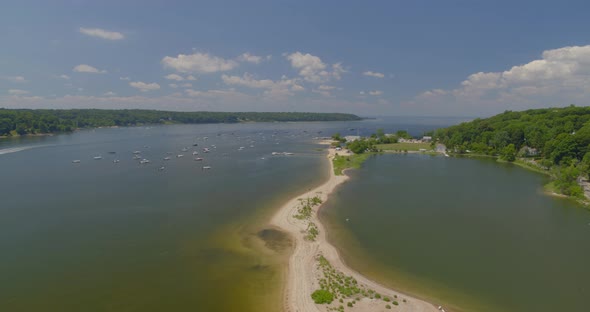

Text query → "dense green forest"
[0,109,361,136]
[434,105,590,198]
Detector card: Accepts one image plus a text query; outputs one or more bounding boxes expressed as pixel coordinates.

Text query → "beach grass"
[333,153,372,175]
[377,142,432,151]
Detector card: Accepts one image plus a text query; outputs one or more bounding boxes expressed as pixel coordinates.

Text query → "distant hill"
[0,109,361,136]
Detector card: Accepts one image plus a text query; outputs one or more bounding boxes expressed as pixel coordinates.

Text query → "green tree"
[500,144,516,161]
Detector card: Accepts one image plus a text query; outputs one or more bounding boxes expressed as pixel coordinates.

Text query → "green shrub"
[386,304,391,309]
[392,300,399,305]
[347,302,353,307]
[311,289,334,304]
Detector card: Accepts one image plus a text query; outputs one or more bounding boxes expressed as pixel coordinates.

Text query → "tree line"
[0,109,361,136]
[434,105,590,197]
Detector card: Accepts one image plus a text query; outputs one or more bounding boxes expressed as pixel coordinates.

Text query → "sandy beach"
[271,142,441,312]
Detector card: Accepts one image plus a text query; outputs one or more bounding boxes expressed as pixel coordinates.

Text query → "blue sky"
[1,0,590,117]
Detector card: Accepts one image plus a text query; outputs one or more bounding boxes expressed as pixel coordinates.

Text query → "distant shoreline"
[270,142,440,312]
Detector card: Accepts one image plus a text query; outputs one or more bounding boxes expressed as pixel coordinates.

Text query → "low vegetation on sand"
[377,142,432,152]
[293,195,323,241]
[312,255,406,311]
[333,153,372,175]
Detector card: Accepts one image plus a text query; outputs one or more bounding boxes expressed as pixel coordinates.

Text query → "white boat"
[133,155,141,160]
[181,147,188,152]
[192,151,199,155]
[133,151,141,154]
[238,147,245,150]
[203,148,210,153]
[283,152,294,155]
[158,166,165,171]
[271,152,280,155]
[202,166,211,170]
[93,156,102,160]
[72,160,81,163]
[177,154,184,158]
[140,159,150,164]
[163,157,171,160]
[113,159,120,163]
[194,157,204,161]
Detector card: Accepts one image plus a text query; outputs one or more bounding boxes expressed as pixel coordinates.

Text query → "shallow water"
[321,154,590,312]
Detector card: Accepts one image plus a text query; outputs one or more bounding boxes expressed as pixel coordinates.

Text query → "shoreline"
[270,143,440,312]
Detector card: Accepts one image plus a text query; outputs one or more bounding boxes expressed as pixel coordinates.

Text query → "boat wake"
[0,145,47,156]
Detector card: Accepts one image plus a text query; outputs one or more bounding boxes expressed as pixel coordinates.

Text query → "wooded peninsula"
[434,105,590,199]
[0,109,361,137]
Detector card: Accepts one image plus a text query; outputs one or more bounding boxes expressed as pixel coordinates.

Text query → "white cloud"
[79,27,124,40]
[164,74,184,81]
[104,91,116,96]
[286,52,345,83]
[3,76,27,83]
[162,52,238,73]
[120,76,130,80]
[73,64,106,74]
[129,81,160,92]
[58,74,70,80]
[221,73,304,97]
[186,75,197,81]
[318,85,336,91]
[363,71,385,78]
[412,45,590,115]
[181,83,193,88]
[169,83,179,88]
[369,90,383,96]
[359,91,365,95]
[238,53,264,64]
[8,89,29,95]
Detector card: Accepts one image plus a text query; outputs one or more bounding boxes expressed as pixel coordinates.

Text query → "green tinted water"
[0,123,333,311]
[321,154,590,312]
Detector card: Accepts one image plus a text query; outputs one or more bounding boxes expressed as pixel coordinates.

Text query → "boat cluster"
[71,142,215,171]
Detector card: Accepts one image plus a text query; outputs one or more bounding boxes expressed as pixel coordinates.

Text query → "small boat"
[202,166,211,170]
[158,166,165,171]
[283,152,294,155]
[177,154,184,158]
[72,160,81,163]
[133,151,141,154]
[192,151,199,155]
[192,143,198,146]
[272,152,280,155]
[194,157,203,161]
[133,155,141,160]
[163,157,171,161]
[113,159,120,163]
[93,156,102,160]
[203,148,210,153]
[108,151,116,154]
[181,147,188,152]
[238,147,245,150]
[140,159,150,164]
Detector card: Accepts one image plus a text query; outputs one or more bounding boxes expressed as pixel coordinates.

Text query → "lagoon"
[321,154,590,312]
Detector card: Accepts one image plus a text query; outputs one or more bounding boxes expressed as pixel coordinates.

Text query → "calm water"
[0,118,460,312]
[321,154,590,312]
